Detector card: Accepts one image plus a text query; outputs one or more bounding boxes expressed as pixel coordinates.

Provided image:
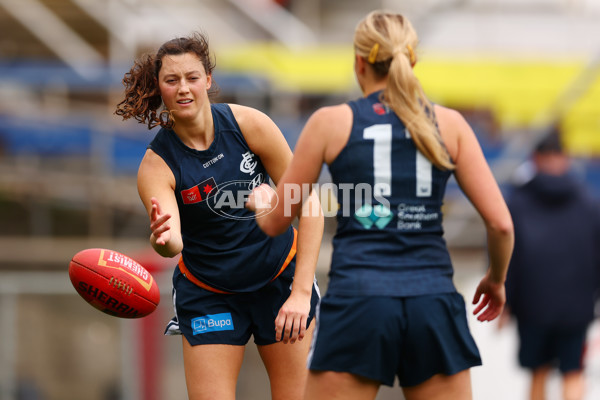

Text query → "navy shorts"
[164,258,320,346]
[517,322,588,373]
[307,292,482,387]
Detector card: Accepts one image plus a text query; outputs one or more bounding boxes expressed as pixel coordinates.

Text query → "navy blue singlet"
[326,91,456,297]
[148,103,295,293]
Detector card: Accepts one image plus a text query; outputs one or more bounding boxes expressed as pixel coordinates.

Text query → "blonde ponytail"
[354,11,454,170]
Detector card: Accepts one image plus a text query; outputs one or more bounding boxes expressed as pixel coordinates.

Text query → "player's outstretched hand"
[150,197,172,246]
[472,270,506,322]
[275,291,311,344]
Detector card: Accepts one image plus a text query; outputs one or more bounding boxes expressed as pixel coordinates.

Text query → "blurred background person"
[503,127,600,400]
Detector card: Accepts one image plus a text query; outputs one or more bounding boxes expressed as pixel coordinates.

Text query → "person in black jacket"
[504,128,600,400]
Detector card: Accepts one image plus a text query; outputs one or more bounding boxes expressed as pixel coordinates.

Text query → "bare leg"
[562,370,585,400]
[303,370,380,400]
[257,323,314,400]
[402,370,473,400]
[530,366,551,400]
[181,337,245,400]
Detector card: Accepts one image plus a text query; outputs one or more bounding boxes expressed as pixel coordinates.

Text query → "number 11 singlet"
[326,91,456,297]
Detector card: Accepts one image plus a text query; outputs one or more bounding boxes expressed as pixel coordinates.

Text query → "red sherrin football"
[69,248,160,318]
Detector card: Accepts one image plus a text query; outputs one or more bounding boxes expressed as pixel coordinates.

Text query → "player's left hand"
[275,292,311,344]
[472,270,506,322]
[246,183,274,212]
[246,183,275,232]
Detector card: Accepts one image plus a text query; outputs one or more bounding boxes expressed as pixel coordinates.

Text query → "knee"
[562,371,585,400]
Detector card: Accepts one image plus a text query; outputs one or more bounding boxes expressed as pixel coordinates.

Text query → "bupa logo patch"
[192,312,234,335]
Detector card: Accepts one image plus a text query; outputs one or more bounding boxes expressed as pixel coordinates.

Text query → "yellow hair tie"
[406,44,416,66]
[368,43,380,64]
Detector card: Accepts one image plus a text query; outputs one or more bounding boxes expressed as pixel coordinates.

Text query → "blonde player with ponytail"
[355,12,454,171]
[248,10,514,400]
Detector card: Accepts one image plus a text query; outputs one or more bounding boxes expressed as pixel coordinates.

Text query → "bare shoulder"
[138,149,175,187]
[139,148,169,171]
[310,103,352,124]
[304,104,352,141]
[227,103,292,181]
[434,104,472,161]
[227,103,283,146]
[304,104,353,165]
[228,103,274,131]
[434,104,470,135]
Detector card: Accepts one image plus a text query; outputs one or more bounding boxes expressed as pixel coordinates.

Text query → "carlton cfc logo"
[240,152,257,175]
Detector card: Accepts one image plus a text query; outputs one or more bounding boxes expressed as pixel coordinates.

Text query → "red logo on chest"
[181,177,218,204]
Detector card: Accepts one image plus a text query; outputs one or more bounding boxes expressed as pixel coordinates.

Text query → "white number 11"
[363,124,432,198]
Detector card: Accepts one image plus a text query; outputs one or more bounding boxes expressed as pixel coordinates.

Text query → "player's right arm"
[137,149,183,258]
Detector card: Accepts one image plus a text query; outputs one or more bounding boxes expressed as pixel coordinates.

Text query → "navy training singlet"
[326,91,456,297]
[148,103,295,293]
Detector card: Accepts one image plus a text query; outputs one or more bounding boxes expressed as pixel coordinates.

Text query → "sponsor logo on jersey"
[353,203,393,229]
[372,102,389,115]
[240,151,258,175]
[203,153,224,168]
[249,173,264,190]
[396,203,439,230]
[192,313,234,335]
[180,177,218,205]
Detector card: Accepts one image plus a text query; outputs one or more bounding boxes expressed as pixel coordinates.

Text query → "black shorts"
[164,258,320,346]
[517,322,588,373]
[307,292,482,387]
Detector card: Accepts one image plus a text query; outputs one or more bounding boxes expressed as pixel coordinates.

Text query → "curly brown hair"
[115,32,217,130]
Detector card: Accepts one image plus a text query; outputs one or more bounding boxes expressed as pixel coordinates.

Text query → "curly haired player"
[116,32,322,400]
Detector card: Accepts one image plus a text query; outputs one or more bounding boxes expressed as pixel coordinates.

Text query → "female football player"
[116,32,322,400]
[247,10,514,400]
